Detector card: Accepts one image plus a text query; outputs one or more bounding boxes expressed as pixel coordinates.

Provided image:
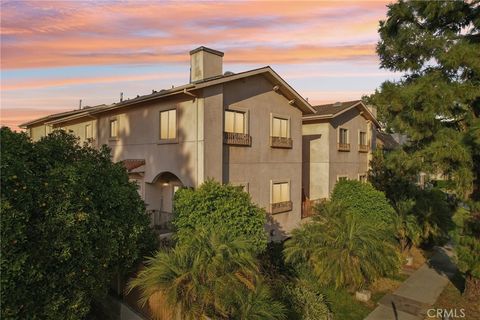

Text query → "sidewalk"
[364,246,458,320]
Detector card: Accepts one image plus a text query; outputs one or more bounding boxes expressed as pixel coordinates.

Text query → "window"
[339,128,349,144]
[224,110,245,134]
[85,124,93,140]
[160,109,177,140]
[272,117,289,138]
[272,182,290,204]
[358,174,367,182]
[359,131,367,145]
[109,119,118,138]
[337,175,348,182]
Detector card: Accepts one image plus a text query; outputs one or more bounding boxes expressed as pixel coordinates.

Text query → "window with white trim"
[85,124,93,140]
[337,175,348,182]
[160,109,177,140]
[359,131,367,146]
[272,116,289,138]
[339,128,349,144]
[272,182,290,204]
[109,119,118,138]
[224,110,246,134]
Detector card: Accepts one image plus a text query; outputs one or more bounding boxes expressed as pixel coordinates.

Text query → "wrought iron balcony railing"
[337,143,350,151]
[271,200,293,214]
[358,144,369,152]
[270,136,293,148]
[223,132,252,146]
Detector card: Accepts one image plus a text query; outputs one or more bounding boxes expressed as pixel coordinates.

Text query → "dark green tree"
[0,128,156,320]
[369,0,480,199]
[172,180,268,253]
[330,179,396,228]
[369,0,480,296]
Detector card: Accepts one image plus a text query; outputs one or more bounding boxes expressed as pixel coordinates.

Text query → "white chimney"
[189,46,224,83]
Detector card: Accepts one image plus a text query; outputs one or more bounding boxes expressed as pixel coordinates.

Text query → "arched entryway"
[145,171,183,233]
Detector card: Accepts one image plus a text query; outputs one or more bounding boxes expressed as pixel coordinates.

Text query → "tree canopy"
[330,179,396,228]
[172,180,268,253]
[0,128,156,320]
[368,0,480,198]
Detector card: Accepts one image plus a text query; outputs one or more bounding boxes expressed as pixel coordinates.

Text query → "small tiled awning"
[121,159,146,173]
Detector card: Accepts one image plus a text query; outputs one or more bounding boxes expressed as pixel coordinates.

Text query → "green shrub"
[284,202,401,290]
[129,228,286,320]
[173,180,268,253]
[330,179,396,228]
[287,281,330,320]
[0,128,156,320]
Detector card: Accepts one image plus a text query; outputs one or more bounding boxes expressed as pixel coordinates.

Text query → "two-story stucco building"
[301,100,380,203]
[21,46,316,240]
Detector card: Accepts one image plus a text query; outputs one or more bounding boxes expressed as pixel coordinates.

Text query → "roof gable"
[303,100,380,128]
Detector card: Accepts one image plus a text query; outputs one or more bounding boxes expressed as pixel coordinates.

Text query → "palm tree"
[392,200,421,253]
[284,202,401,290]
[128,229,285,320]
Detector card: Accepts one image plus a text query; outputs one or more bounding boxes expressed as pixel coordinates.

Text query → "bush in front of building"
[330,179,396,229]
[284,201,401,290]
[0,128,157,320]
[172,180,268,253]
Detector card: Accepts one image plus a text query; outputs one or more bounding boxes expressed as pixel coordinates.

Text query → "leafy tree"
[369,0,480,296]
[173,180,267,253]
[330,179,396,228]
[368,149,419,205]
[452,202,480,299]
[0,128,156,320]
[392,200,421,253]
[128,229,285,320]
[369,0,480,199]
[412,188,455,245]
[284,202,401,290]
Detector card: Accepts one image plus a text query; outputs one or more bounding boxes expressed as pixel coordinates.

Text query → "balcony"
[337,143,350,152]
[358,144,369,153]
[271,201,293,214]
[270,136,293,148]
[224,132,252,146]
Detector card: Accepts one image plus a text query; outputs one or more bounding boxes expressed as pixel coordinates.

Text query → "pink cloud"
[1,1,390,69]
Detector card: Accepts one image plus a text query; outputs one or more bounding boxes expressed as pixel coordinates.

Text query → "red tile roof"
[121,159,145,172]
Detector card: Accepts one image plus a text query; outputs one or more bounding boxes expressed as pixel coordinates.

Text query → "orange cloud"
[1,0,390,69]
[2,72,185,91]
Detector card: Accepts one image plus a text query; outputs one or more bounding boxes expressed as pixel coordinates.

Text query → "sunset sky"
[1,0,399,131]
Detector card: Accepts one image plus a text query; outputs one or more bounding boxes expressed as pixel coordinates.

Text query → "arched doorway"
[145,172,183,233]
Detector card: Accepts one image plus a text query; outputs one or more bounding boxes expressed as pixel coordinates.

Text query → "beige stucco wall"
[328,108,374,195]
[29,124,47,141]
[221,75,304,239]
[302,122,330,199]
[93,96,203,189]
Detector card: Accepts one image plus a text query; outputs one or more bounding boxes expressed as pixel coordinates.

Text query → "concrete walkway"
[365,246,458,320]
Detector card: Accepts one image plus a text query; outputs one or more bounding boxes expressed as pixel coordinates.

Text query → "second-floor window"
[160,109,177,140]
[359,131,367,146]
[272,117,289,138]
[224,110,245,134]
[109,119,118,138]
[339,128,349,144]
[85,124,93,140]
